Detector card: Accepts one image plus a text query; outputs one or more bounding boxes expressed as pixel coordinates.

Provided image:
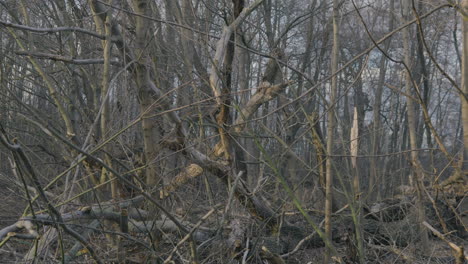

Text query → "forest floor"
[0,182,466,263]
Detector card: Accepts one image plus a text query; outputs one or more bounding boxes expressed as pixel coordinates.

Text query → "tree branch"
[0,20,105,39]
[15,50,120,65]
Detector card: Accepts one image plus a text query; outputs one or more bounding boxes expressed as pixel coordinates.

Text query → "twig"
[164,205,221,263]
[422,221,467,263]
[0,125,104,264]
[368,243,415,263]
[281,204,349,258]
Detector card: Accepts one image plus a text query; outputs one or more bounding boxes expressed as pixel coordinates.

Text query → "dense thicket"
[0,0,466,263]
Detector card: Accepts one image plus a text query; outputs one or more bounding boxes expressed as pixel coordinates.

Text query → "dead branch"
[0,125,104,264]
[422,221,467,264]
[367,244,416,263]
[164,206,220,263]
[0,220,38,243]
[260,246,285,264]
[209,0,265,104]
[15,50,121,65]
[159,164,203,199]
[0,20,105,39]
[233,82,291,133]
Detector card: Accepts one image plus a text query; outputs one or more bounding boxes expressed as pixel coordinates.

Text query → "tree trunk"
[132,0,162,255]
[460,0,468,187]
[402,0,429,251]
[370,0,394,201]
[324,0,339,262]
[133,0,161,188]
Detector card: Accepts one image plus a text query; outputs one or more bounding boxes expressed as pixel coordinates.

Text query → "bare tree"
[0,1,466,263]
